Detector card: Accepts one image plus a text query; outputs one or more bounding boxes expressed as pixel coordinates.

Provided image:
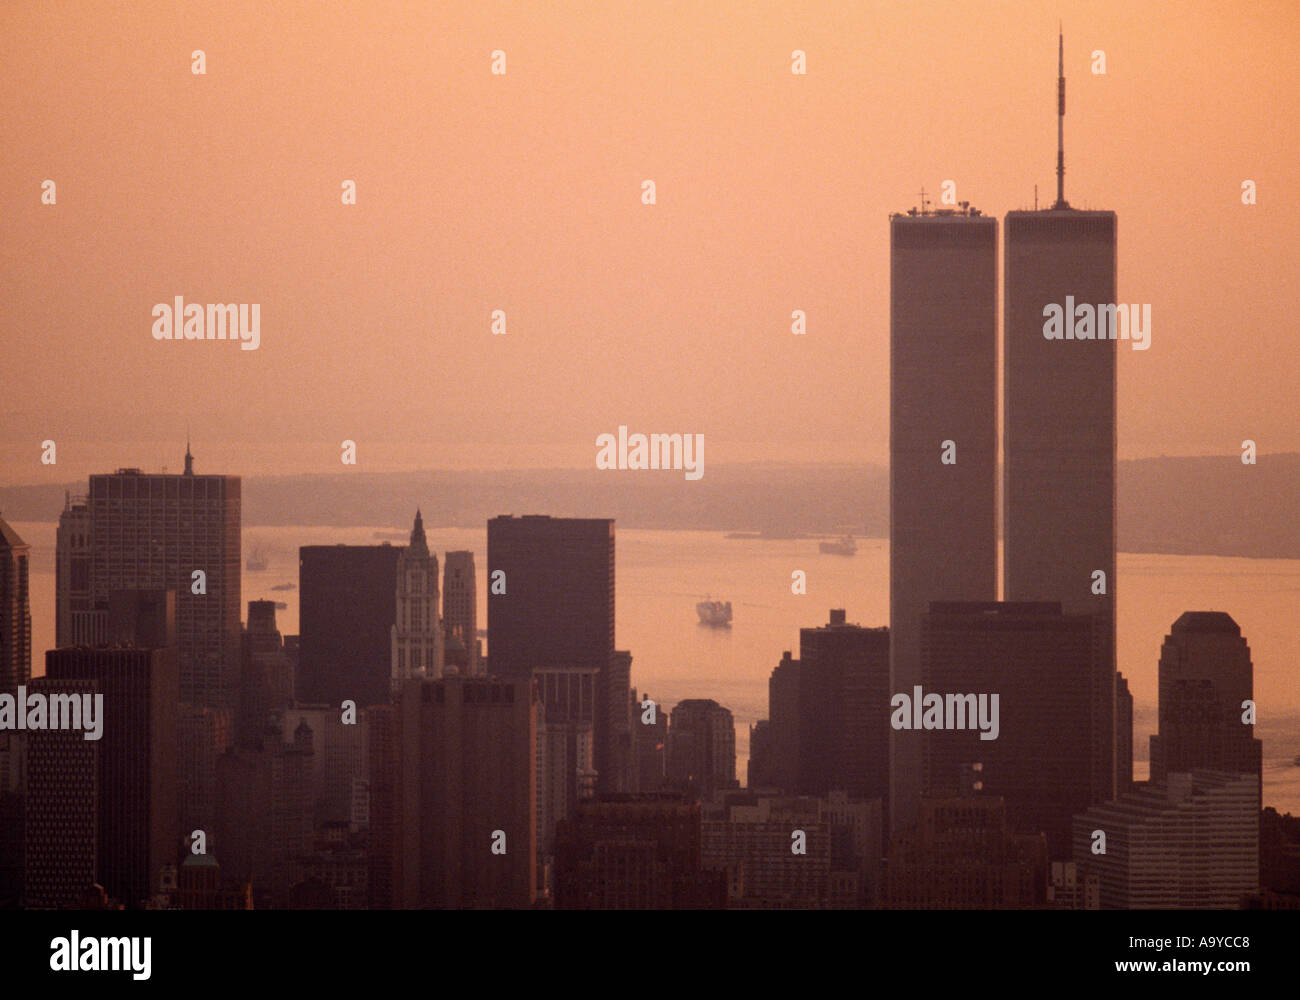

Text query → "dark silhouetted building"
[889,206,998,834]
[214,721,313,909]
[298,543,401,708]
[767,651,800,793]
[1149,612,1262,795]
[397,675,537,908]
[0,516,32,690]
[442,550,478,673]
[703,790,882,908]
[667,699,737,797]
[238,600,294,748]
[884,795,1047,908]
[1116,671,1133,795]
[0,732,24,907]
[921,601,1112,859]
[632,688,666,794]
[797,610,890,806]
[487,515,616,788]
[45,636,180,909]
[533,664,597,894]
[22,678,98,909]
[553,794,726,909]
[56,495,97,647]
[177,706,231,848]
[747,720,774,789]
[74,457,240,711]
[366,703,402,910]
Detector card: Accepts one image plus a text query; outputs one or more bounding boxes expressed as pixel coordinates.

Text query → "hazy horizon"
[4,1,1299,486]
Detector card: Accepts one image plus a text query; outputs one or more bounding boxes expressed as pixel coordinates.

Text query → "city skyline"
[1,0,1296,937]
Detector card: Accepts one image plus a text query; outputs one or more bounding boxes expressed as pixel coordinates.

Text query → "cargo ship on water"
[696,600,733,627]
[819,534,857,556]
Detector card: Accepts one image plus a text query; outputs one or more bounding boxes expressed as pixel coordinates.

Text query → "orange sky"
[2,0,1297,483]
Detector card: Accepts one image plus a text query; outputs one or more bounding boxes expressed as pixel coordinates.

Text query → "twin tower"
[888,199,1118,832]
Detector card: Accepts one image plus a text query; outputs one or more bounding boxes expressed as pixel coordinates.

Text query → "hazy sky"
[3,0,1297,484]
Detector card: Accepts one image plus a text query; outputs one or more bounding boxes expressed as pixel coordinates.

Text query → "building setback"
[889,207,998,833]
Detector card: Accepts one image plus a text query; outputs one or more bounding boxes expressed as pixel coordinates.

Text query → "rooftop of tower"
[0,516,27,549]
[1171,611,1241,635]
[890,199,985,220]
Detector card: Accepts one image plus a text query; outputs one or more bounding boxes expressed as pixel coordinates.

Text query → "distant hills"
[3,454,1298,558]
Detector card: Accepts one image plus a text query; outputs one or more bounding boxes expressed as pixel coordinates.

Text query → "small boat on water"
[696,600,733,627]
[270,582,295,591]
[819,534,857,556]
[246,545,268,572]
[274,601,287,610]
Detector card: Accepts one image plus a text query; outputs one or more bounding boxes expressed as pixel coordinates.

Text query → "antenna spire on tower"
[1054,25,1070,210]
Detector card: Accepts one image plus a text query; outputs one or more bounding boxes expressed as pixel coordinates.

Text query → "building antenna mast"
[1054,24,1069,210]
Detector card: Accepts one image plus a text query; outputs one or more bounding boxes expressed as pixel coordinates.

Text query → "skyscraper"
[0,516,32,691]
[1116,671,1134,795]
[45,640,180,909]
[391,510,442,688]
[238,600,294,748]
[797,610,890,805]
[70,452,240,711]
[767,651,801,794]
[22,677,98,909]
[921,601,1112,860]
[298,543,401,708]
[487,515,616,784]
[532,663,598,890]
[55,495,97,648]
[397,674,537,908]
[1003,35,1117,683]
[666,699,737,797]
[889,204,998,833]
[442,550,478,673]
[1149,612,1262,791]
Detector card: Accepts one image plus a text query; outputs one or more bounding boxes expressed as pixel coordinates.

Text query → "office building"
[920,601,1112,859]
[889,205,998,833]
[667,699,737,798]
[1149,612,1262,792]
[397,675,537,908]
[797,610,890,804]
[298,543,401,708]
[45,636,180,909]
[1073,770,1259,909]
[0,516,32,690]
